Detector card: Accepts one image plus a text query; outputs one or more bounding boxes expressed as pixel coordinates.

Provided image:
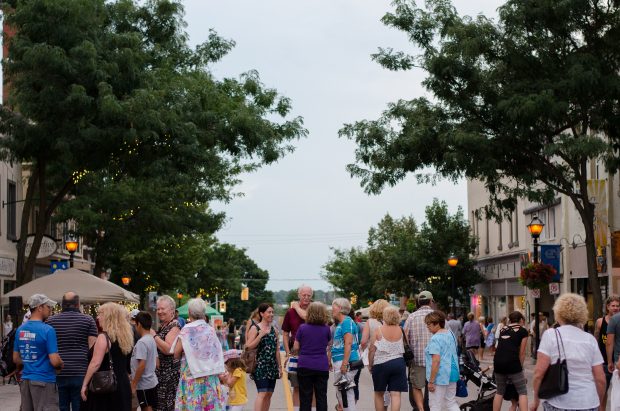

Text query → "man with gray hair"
[47,292,98,411]
[282,285,313,411]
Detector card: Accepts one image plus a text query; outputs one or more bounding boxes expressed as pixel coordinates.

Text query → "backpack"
[241,322,260,374]
[0,329,16,377]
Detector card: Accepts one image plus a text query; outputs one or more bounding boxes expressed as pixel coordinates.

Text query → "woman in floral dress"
[152,295,181,411]
[246,303,282,411]
[173,298,226,411]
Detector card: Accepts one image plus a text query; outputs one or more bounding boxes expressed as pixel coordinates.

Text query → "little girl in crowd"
[221,349,248,411]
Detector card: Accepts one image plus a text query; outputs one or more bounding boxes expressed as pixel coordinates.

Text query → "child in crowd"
[220,349,247,411]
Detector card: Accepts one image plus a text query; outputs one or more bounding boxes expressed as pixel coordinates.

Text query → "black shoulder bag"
[401,328,414,367]
[538,328,569,399]
[88,333,117,394]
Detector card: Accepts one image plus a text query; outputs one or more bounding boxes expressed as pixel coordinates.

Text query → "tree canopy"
[323,199,480,311]
[0,0,306,286]
[340,0,620,318]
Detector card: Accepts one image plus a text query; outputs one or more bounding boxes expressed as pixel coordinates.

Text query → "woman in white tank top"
[367,306,408,411]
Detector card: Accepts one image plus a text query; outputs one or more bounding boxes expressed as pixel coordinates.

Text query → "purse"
[401,328,414,367]
[348,323,364,370]
[88,333,117,394]
[456,378,468,397]
[538,328,569,399]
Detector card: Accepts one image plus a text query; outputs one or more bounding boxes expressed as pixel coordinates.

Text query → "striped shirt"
[47,310,98,377]
[404,306,433,367]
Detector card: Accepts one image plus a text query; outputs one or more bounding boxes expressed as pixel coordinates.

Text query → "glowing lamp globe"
[447,255,459,267]
[527,216,545,238]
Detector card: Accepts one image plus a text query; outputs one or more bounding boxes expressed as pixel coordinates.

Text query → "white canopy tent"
[2,268,139,305]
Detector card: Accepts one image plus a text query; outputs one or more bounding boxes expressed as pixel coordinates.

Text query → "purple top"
[295,323,331,371]
[463,320,481,347]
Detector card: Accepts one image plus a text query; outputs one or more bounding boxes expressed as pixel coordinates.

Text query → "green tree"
[367,215,419,295]
[323,247,375,309]
[0,0,305,285]
[413,200,482,310]
[340,0,620,318]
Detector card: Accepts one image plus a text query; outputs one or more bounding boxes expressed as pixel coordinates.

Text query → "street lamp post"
[527,216,545,359]
[64,236,79,268]
[448,255,459,315]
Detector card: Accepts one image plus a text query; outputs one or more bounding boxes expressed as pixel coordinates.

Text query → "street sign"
[549,282,560,295]
[531,289,541,298]
[148,292,158,310]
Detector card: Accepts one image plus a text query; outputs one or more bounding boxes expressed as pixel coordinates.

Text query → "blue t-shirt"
[331,316,360,363]
[13,320,59,383]
[424,331,459,386]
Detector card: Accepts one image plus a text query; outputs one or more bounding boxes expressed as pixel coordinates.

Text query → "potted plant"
[519,262,556,290]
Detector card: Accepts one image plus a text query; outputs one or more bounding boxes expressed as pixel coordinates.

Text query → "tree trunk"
[15,167,39,286]
[579,199,603,323]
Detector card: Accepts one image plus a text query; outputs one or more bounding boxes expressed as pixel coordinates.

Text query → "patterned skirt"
[174,359,226,411]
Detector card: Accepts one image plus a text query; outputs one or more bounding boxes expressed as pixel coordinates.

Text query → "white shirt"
[537,325,603,409]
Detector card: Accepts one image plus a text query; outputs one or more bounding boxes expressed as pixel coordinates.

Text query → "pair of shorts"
[371,357,408,392]
[137,387,158,409]
[495,371,527,396]
[409,364,426,390]
[254,378,276,393]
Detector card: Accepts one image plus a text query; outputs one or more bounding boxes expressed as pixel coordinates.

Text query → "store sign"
[24,235,58,259]
[0,256,15,277]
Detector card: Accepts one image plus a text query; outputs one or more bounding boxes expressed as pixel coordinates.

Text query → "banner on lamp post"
[540,244,561,282]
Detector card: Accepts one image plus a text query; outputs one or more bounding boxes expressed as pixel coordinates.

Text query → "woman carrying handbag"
[530,293,606,411]
[81,303,134,411]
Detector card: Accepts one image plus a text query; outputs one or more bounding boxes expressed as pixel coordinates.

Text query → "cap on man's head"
[418,291,433,301]
[29,294,57,309]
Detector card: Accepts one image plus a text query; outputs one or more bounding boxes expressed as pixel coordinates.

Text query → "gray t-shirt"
[607,312,620,363]
[130,335,158,390]
[447,319,463,340]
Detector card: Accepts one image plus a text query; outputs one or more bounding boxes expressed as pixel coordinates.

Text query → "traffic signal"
[219,301,226,313]
[241,287,249,301]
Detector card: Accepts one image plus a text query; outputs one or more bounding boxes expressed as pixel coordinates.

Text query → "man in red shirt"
[282,285,313,411]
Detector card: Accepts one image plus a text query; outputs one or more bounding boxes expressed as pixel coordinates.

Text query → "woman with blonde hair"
[368,306,408,411]
[81,303,134,410]
[361,299,390,350]
[173,298,226,410]
[530,293,605,411]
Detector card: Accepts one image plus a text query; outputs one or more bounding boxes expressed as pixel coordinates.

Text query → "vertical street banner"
[540,244,561,282]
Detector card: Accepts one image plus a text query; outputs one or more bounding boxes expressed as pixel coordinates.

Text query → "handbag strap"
[102,332,114,369]
[553,328,566,361]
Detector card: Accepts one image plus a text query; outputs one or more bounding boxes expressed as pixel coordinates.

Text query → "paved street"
[0,354,612,410]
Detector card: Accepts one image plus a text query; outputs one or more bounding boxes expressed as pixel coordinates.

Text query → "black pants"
[297,367,329,411]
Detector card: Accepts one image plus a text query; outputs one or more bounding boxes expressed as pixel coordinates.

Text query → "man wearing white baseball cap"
[13,294,64,411]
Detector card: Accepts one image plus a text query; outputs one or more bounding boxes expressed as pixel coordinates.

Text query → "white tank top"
[373,326,404,365]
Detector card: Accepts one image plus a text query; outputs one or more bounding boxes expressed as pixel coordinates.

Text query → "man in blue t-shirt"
[13,294,64,411]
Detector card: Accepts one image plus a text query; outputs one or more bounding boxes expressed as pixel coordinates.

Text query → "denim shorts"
[254,378,276,393]
[371,357,408,392]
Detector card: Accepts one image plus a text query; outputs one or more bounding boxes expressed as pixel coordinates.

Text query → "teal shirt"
[424,331,459,385]
[331,317,360,363]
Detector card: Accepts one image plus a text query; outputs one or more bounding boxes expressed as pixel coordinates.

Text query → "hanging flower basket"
[519,262,556,290]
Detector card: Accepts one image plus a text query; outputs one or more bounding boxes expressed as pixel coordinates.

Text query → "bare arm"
[360,321,371,350]
[594,318,602,341]
[529,352,550,411]
[131,359,146,392]
[293,339,300,354]
[81,334,109,400]
[173,337,184,360]
[519,334,527,365]
[607,333,616,373]
[49,353,63,370]
[342,333,353,367]
[275,337,282,378]
[593,363,606,405]
[222,373,239,388]
[368,330,377,369]
[291,302,307,321]
[428,354,440,390]
[283,333,291,356]
[12,351,22,372]
[88,336,97,349]
[152,326,180,356]
[245,325,269,350]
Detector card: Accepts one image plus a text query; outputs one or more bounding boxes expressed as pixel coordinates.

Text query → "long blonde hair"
[99,303,134,355]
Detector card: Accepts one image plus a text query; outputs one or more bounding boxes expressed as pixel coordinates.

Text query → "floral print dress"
[252,326,280,381]
[156,320,181,411]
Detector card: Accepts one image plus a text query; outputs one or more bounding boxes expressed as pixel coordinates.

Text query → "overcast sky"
[184,0,504,292]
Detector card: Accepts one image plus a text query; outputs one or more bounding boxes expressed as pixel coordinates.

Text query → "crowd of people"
[6,286,620,411]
